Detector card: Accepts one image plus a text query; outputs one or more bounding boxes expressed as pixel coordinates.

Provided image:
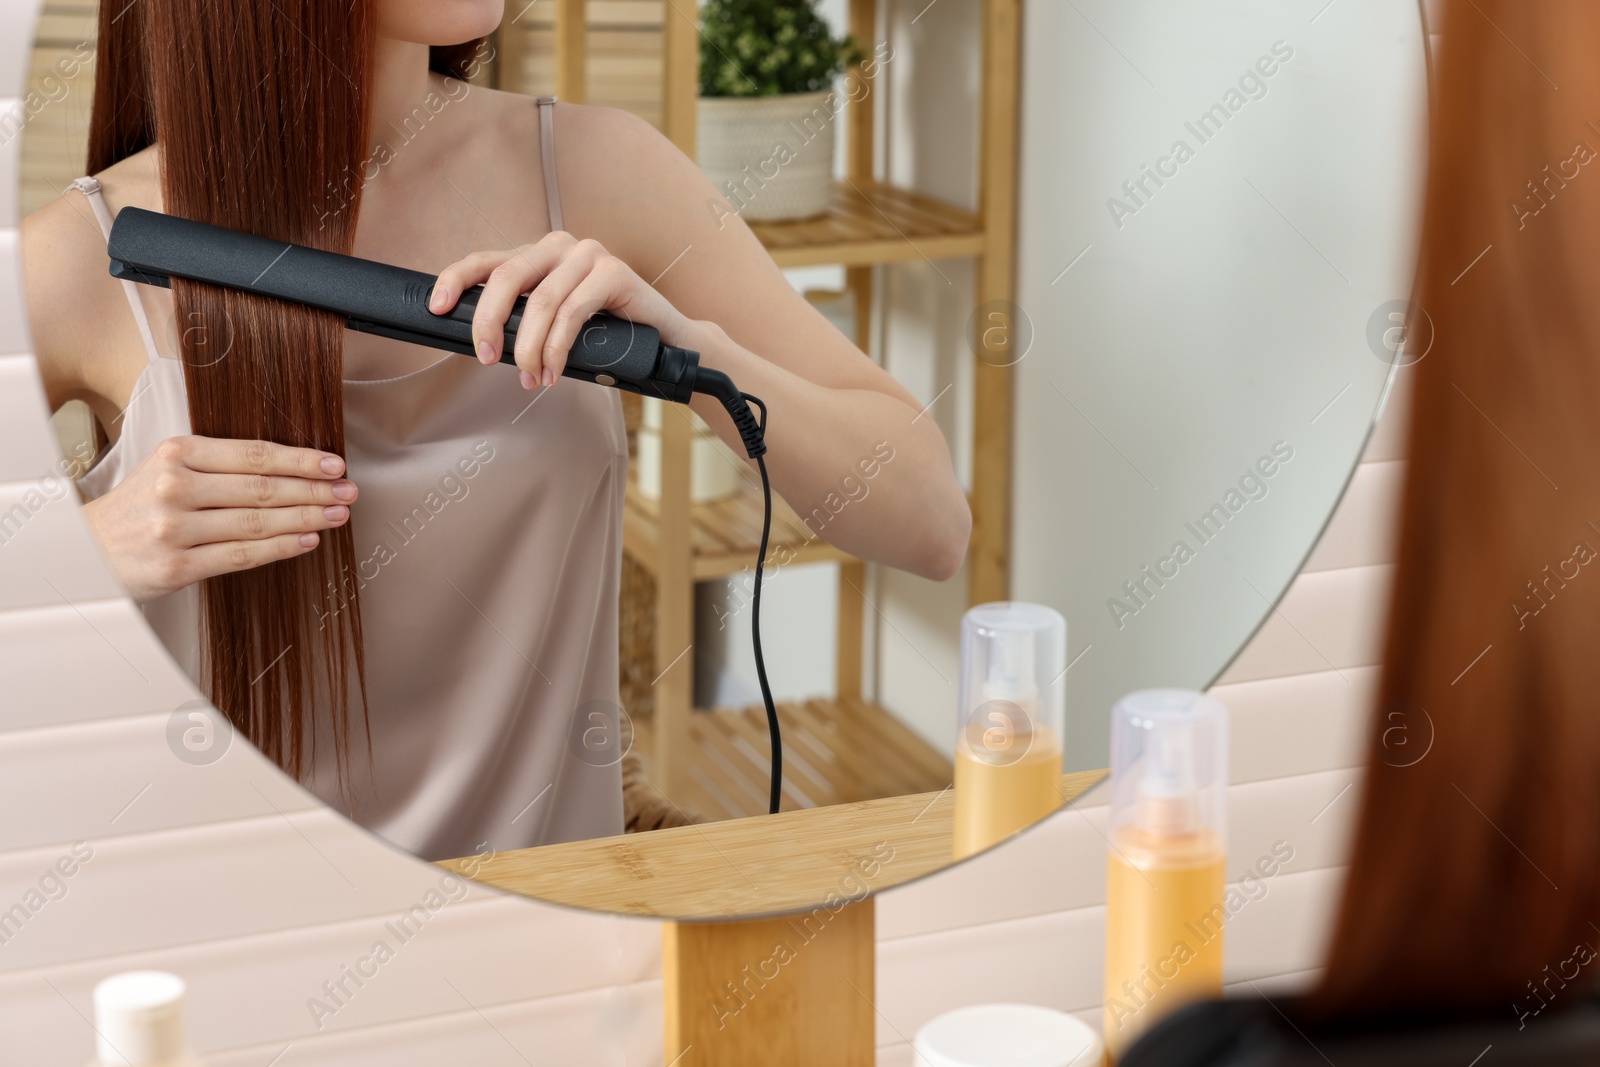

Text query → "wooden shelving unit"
[632,695,953,821]
[748,180,985,268]
[622,480,852,580]
[508,0,1019,807]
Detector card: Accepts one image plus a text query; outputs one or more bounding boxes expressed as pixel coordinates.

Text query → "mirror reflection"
[18,0,1423,913]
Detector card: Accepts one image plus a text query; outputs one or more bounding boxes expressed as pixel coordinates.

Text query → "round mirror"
[13,0,1424,919]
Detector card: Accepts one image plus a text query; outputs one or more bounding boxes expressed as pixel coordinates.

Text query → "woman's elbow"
[908,491,971,582]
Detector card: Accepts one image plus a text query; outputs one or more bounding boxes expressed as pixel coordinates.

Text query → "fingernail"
[323,505,349,522]
[320,455,343,475]
[478,340,496,364]
[332,480,357,501]
[519,369,535,390]
[299,532,320,549]
[429,288,447,312]
[542,366,555,388]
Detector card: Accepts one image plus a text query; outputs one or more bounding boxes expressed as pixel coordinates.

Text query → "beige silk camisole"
[73,97,627,861]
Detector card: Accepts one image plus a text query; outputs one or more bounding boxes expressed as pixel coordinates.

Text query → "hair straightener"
[106,206,784,816]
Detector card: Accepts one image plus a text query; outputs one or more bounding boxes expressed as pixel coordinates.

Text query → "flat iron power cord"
[688,373,781,816]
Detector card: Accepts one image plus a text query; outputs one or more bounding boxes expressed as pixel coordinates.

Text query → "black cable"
[681,371,781,814]
[742,392,781,816]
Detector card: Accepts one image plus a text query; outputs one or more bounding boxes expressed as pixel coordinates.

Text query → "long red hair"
[87,3,485,786]
[1313,0,1600,1018]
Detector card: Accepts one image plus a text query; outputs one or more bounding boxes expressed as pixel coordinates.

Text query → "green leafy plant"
[700,0,865,98]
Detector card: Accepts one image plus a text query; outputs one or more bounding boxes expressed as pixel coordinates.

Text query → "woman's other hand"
[427,231,694,391]
[81,436,358,603]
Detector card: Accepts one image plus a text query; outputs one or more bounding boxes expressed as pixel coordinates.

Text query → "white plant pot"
[634,398,745,503]
[697,90,837,222]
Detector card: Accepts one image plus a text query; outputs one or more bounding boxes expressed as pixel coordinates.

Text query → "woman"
[22,0,969,861]
[1123,1,1600,1060]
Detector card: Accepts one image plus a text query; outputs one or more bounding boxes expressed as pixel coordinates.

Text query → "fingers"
[182,532,326,586]
[427,234,648,391]
[430,233,581,366]
[538,257,634,385]
[179,503,350,548]
[178,471,359,510]
[511,238,607,385]
[427,249,513,316]
[163,435,346,480]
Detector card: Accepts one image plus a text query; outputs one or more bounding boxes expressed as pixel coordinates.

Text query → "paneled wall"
[0,0,1427,1063]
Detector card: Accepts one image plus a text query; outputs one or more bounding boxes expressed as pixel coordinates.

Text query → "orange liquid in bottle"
[1102,826,1226,1061]
[952,724,1063,859]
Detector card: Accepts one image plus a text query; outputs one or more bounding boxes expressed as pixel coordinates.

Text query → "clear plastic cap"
[1109,689,1228,839]
[958,602,1067,766]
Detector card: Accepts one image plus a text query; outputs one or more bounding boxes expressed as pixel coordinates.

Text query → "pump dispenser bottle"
[952,602,1067,859]
[1102,690,1228,1061]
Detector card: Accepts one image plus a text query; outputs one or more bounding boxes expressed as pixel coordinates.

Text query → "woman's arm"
[435,104,970,581]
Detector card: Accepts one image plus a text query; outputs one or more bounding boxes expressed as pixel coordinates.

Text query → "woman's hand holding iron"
[428,231,697,390]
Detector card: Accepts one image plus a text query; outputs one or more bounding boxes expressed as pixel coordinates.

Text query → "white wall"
[875,0,1425,763]
[0,0,1432,1062]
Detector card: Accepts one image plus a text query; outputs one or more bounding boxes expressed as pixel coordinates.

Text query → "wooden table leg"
[663,898,876,1066]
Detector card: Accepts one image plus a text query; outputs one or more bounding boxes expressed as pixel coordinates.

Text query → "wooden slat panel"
[838,695,957,786]
[797,699,931,796]
[711,708,820,811]
[711,707,823,801]
[784,700,919,798]
[623,480,855,581]
[570,691,954,830]
[749,181,985,269]
[687,713,772,812]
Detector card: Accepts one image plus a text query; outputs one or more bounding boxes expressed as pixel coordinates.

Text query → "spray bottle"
[952,602,1067,859]
[1102,690,1228,1061]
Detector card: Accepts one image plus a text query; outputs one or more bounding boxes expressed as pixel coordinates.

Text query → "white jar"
[914,1003,1104,1067]
[87,971,203,1067]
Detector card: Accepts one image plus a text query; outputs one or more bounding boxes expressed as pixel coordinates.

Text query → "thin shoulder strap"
[70,176,163,366]
[536,95,565,233]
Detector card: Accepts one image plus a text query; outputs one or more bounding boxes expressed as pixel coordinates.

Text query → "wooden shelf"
[632,696,954,822]
[749,180,985,269]
[623,480,855,581]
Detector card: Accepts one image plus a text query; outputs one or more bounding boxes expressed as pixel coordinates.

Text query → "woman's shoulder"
[22,145,162,276]
[537,100,718,261]
[547,98,678,170]
[20,146,161,408]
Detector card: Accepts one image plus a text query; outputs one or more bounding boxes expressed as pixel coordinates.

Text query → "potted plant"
[698,0,864,222]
